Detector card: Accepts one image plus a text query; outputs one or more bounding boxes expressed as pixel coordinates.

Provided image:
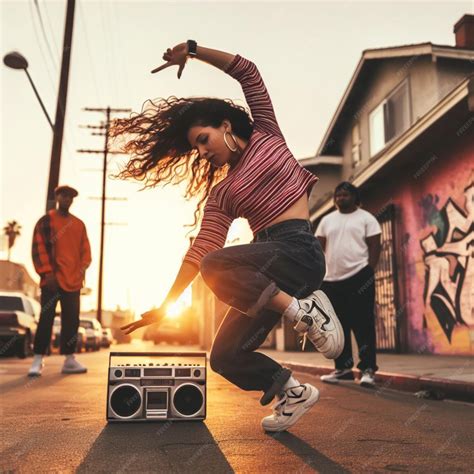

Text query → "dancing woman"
[116,41,344,432]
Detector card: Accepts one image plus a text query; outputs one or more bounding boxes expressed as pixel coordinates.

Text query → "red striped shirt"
[183,55,319,268]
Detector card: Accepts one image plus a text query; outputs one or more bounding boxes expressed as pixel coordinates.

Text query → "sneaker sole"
[360,381,376,388]
[311,290,345,359]
[263,386,320,433]
[320,376,354,384]
[28,372,42,377]
[61,369,87,374]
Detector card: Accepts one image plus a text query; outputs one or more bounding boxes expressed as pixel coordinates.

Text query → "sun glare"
[165,301,183,320]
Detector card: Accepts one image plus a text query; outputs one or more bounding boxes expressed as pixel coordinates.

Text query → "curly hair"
[110,97,253,237]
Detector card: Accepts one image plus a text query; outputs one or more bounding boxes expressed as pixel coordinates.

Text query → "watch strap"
[187,39,197,57]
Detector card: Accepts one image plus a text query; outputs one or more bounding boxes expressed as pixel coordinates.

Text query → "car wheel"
[16,332,31,359]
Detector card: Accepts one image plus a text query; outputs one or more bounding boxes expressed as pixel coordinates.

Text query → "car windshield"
[80,320,93,329]
[0,296,23,312]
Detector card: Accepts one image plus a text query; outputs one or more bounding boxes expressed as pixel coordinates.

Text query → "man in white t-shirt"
[315,182,381,387]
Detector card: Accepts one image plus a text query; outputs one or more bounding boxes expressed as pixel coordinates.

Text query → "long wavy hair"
[110,97,253,238]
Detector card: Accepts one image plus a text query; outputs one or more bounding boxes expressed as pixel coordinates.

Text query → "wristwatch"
[187,39,198,58]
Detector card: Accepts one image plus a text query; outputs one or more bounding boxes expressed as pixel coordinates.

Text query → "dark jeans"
[33,287,81,355]
[201,219,326,395]
[321,265,378,372]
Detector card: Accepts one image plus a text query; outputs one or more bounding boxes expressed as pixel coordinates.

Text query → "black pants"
[201,219,326,395]
[321,265,378,372]
[33,287,80,355]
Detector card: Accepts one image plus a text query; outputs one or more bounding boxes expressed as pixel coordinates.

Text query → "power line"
[28,0,57,99]
[33,0,59,70]
[77,0,102,105]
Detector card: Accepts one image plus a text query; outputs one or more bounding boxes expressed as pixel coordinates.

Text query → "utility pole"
[46,0,76,212]
[78,107,131,323]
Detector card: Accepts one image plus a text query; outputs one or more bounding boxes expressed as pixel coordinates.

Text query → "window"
[369,80,410,157]
[80,320,93,329]
[0,296,23,311]
[351,123,362,167]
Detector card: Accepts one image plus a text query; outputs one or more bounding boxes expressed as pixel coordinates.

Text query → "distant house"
[303,14,474,355]
[0,260,40,300]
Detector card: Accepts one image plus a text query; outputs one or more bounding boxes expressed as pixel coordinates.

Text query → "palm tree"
[3,220,22,261]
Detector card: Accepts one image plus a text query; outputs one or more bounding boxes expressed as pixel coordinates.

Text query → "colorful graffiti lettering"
[419,182,473,343]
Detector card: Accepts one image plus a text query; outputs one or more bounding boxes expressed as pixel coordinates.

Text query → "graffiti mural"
[419,182,473,344]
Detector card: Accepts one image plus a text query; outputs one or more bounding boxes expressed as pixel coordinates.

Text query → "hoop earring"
[224,131,238,152]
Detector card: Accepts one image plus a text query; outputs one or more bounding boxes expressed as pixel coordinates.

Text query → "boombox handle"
[108,351,207,366]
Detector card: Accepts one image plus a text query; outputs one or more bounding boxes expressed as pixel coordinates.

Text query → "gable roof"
[316,42,474,157]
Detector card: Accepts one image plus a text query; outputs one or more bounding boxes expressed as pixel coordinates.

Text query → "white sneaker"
[360,369,376,388]
[320,369,355,384]
[28,355,44,377]
[61,355,87,374]
[261,383,320,433]
[294,290,344,359]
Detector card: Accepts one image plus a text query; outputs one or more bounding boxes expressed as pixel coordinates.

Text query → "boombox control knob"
[193,369,201,378]
[114,369,123,378]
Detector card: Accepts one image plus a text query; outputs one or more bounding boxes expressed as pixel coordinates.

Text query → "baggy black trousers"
[321,265,379,372]
[33,287,80,355]
[200,219,326,396]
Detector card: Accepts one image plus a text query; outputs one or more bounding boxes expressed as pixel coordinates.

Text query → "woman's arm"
[121,261,199,334]
[152,42,283,138]
[152,43,234,76]
[194,45,236,71]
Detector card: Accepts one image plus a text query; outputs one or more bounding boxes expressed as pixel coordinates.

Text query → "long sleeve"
[81,224,92,270]
[224,55,284,139]
[31,215,54,276]
[182,194,234,269]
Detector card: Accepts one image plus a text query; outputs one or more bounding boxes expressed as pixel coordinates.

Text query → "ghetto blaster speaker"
[106,351,206,422]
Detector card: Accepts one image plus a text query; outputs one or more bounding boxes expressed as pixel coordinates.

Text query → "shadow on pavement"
[1,373,65,395]
[268,431,350,474]
[77,421,233,473]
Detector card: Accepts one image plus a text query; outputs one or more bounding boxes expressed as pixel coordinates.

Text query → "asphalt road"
[1,344,473,473]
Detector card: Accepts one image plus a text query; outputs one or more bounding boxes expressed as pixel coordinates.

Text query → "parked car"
[79,316,102,351]
[101,327,113,348]
[0,292,40,358]
[52,316,86,353]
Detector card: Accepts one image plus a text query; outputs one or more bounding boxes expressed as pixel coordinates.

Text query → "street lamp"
[3,0,75,213]
[3,51,54,129]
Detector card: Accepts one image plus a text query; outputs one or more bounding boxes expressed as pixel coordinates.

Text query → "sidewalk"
[261,349,474,403]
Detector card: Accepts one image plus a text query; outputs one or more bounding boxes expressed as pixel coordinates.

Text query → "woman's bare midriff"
[265,192,310,228]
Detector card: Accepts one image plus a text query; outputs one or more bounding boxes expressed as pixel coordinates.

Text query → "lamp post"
[3,0,76,213]
[3,52,54,129]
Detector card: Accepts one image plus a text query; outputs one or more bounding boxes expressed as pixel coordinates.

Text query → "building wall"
[341,57,439,178]
[362,131,473,355]
[306,164,342,212]
[436,57,474,102]
[0,260,40,299]
[338,56,474,180]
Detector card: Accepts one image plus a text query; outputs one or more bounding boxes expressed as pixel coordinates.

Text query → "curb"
[280,362,474,403]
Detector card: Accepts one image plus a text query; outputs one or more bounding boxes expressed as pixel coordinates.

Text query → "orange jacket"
[32,210,92,291]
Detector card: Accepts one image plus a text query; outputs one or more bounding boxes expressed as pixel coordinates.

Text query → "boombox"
[106,351,206,422]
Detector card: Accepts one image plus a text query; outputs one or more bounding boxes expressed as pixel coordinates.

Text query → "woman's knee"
[200,251,221,283]
[209,346,231,374]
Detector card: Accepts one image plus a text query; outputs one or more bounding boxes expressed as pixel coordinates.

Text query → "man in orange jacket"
[28,185,92,376]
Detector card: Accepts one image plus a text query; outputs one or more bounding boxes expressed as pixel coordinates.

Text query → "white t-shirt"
[316,208,381,281]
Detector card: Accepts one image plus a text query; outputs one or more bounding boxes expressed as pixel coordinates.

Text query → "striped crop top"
[182,54,319,268]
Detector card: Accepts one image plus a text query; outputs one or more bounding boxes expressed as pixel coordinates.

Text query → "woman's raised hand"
[151,43,189,79]
[120,307,165,335]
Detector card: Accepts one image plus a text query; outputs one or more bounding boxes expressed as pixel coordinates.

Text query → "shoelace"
[271,394,288,418]
[295,303,329,351]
